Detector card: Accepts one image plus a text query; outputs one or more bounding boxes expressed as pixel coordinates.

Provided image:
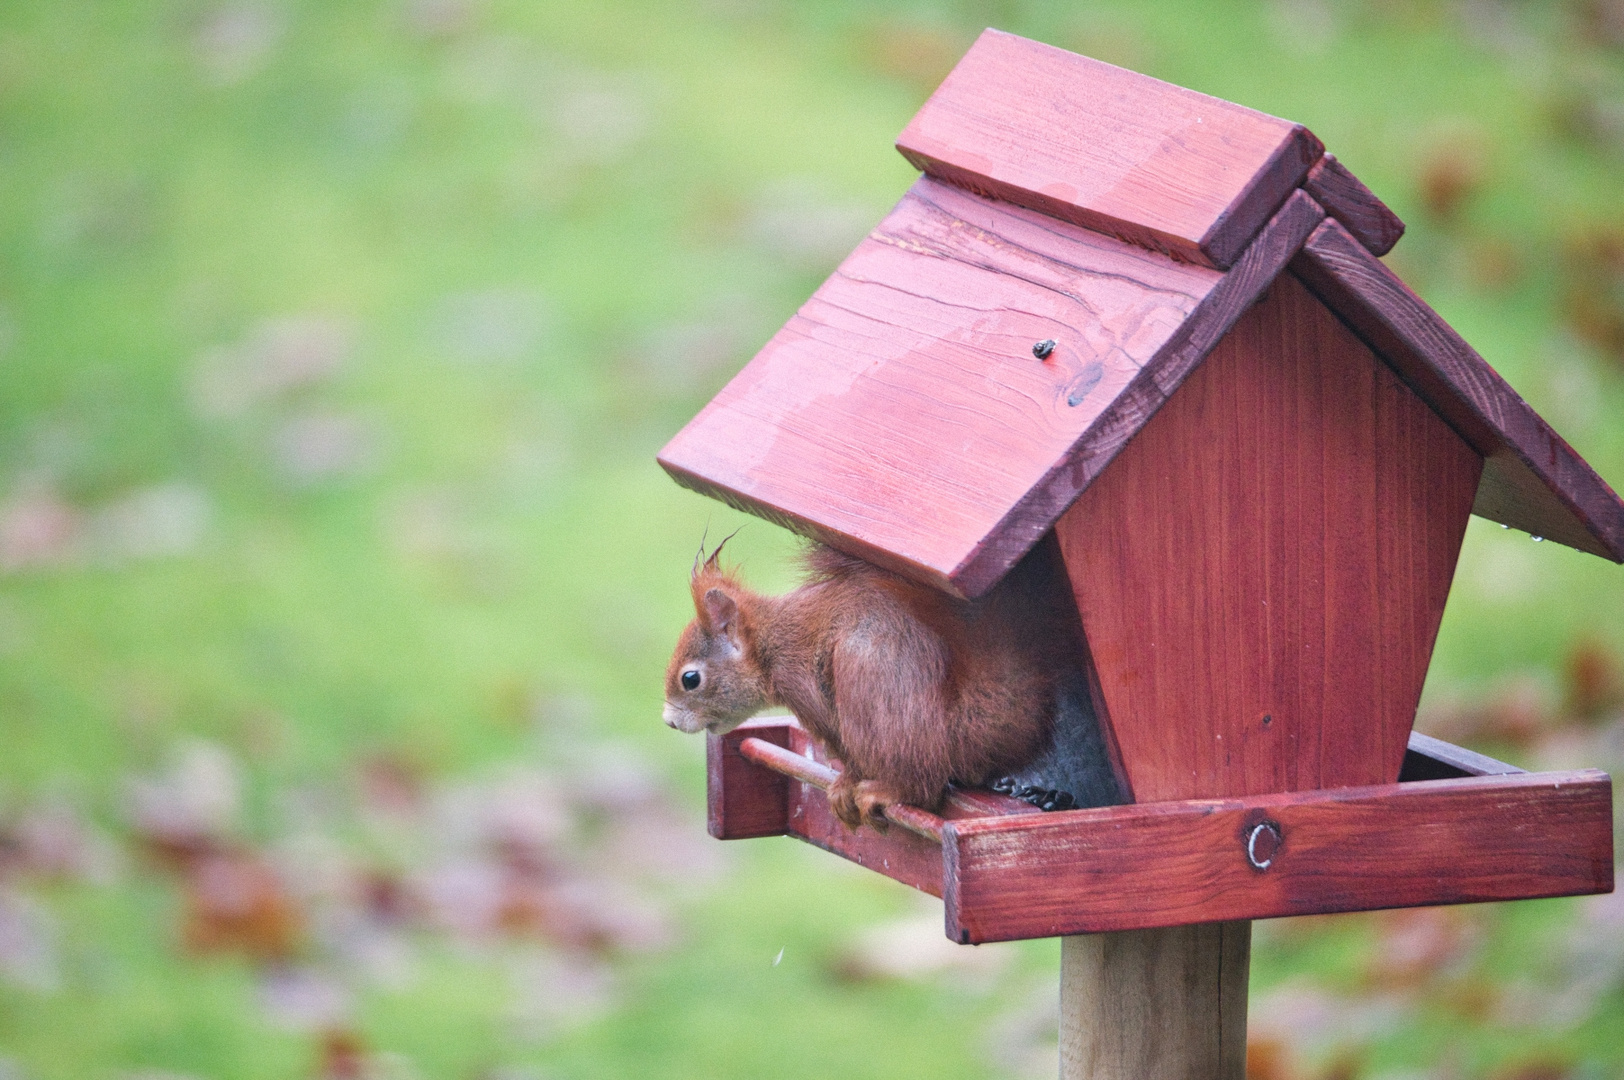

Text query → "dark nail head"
[1032,339,1056,360]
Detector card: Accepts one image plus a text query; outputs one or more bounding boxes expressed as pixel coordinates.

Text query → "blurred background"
[1,1,1622,1077]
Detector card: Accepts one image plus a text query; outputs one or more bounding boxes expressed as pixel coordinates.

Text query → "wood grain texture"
[955,190,1325,598]
[1292,219,1624,562]
[1302,154,1404,256]
[1060,923,1249,1080]
[707,718,791,840]
[897,29,1322,269]
[660,184,1323,600]
[943,768,1614,943]
[661,175,1225,598]
[1057,271,1482,802]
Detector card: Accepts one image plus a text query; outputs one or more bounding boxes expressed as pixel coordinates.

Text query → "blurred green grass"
[1,1,1622,1078]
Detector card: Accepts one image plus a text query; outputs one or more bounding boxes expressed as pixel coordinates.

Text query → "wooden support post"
[1060,922,1250,1080]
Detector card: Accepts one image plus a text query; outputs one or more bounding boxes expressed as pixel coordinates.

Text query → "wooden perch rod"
[737,736,946,842]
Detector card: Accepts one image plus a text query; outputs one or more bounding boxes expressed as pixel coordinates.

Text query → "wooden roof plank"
[1292,218,1624,563]
[1302,154,1405,256]
[659,176,1227,597]
[896,29,1323,270]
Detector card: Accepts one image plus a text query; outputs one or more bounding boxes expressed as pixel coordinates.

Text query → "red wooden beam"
[1301,155,1404,256]
[944,768,1612,943]
[706,717,789,839]
[708,720,1613,943]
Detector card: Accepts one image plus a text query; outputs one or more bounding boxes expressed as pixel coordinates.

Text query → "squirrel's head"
[663,538,771,735]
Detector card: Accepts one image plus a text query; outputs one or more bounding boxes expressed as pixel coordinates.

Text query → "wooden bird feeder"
[659,30,1620,1077]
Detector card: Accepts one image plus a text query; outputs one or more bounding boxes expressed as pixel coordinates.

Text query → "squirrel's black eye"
[681,669,701,691]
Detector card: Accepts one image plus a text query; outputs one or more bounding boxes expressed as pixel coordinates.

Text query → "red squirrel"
[663,534,1088,830]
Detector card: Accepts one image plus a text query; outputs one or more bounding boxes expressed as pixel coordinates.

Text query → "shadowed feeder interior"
[661,28,1621,1080]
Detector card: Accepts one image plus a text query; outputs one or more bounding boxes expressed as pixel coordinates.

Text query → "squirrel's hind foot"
[829,774,910,833]
[827,772,864,831]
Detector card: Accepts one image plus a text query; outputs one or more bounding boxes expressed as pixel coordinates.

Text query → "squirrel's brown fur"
[663,536,1082,830]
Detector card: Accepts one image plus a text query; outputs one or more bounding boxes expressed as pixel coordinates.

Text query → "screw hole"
[1246,821,1282,870]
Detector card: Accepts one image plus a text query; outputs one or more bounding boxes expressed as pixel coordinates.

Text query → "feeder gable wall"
[1057,272,1482,803]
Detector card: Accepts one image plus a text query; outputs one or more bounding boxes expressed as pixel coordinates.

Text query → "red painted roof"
[659,32,1624,596]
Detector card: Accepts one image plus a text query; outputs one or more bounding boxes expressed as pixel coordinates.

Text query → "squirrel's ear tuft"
[702,587,738,635]
[691,524,712,581]
[701,528,741,575]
